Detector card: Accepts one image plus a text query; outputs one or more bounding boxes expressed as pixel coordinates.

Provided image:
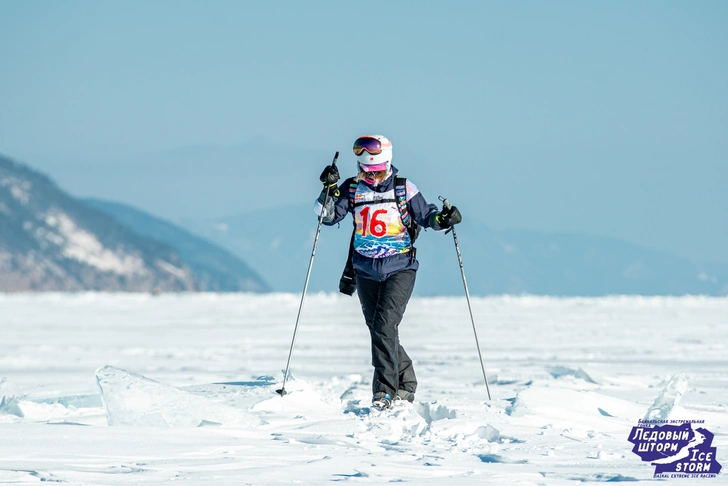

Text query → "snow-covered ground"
[0,293,726,484]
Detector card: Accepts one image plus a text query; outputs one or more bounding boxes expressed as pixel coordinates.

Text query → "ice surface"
[95,365,262,427]
[0,293,725,484]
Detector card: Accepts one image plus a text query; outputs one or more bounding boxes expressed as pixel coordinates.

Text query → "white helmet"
[353,134,393,173]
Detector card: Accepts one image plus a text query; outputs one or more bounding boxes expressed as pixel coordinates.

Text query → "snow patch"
[351,404,430,443]
[253,378,338,413]
[155,259,187,279]
[44,211,147,276]
[0,176,31,205]
[34,226,64,246]
[14,401,71,421]
[95,365,262,427]
[506,381,645,432]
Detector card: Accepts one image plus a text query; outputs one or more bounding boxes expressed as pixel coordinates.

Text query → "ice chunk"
[415,401,457,424]
[643,372,689,422]
[0,396,24,418]
[0,378,24,418]
[95,366,262,427]
[545,366,598,384]
[475,425,501,442]
[574,367,598,384]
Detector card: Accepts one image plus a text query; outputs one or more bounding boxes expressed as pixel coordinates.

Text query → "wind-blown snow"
[0,293,725,484]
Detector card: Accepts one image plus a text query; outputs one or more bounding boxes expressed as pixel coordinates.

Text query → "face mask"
[364,172,378,185]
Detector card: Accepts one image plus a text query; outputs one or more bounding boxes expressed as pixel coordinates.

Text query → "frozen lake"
[1,293,726,484]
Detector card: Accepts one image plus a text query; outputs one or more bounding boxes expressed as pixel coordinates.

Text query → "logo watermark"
[628,419,722,479]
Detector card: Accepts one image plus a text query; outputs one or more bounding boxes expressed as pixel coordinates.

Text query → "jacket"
[314,166,440,281]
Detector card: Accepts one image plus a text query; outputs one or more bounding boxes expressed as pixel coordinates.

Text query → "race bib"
[353,187,411,259]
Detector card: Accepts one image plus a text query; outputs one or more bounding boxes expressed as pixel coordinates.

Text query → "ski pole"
[439,196,492,400]
[276,151,339,396]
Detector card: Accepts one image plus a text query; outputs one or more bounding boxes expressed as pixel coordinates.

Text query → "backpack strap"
[395,177,420,250]
[348,179,358,214]
[394,177,411,226]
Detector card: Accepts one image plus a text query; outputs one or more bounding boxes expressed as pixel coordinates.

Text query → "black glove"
[319,165,340,195]
[436,205,462,229]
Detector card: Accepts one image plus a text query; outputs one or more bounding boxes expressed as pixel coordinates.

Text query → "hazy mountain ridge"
[472,227,728,296]
[84,199,269,292]
[180,204,728,296]
[3,150,725,296]
[0,154,266,292]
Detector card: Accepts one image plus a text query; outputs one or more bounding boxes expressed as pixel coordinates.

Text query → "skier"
[315,135,462,409]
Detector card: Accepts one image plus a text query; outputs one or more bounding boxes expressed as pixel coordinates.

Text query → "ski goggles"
[352,137,383,156]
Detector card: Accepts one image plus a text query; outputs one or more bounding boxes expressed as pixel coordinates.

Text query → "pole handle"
[438,195,452,210]
[438,196,454,234]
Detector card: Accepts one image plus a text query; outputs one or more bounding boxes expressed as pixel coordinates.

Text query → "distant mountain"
[84,199,269,292]
[181,204,353,295]
[418,226,728,296]
[181,204,728,296]
[8,145,725,296]
[0,153,267,292]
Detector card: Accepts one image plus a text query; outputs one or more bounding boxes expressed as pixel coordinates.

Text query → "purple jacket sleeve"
[408,191,440,229]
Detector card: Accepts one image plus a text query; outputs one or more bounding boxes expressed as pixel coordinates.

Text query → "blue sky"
[1,1,726,262]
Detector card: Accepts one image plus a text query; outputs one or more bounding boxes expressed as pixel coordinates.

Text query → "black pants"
[356,269,417,397]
